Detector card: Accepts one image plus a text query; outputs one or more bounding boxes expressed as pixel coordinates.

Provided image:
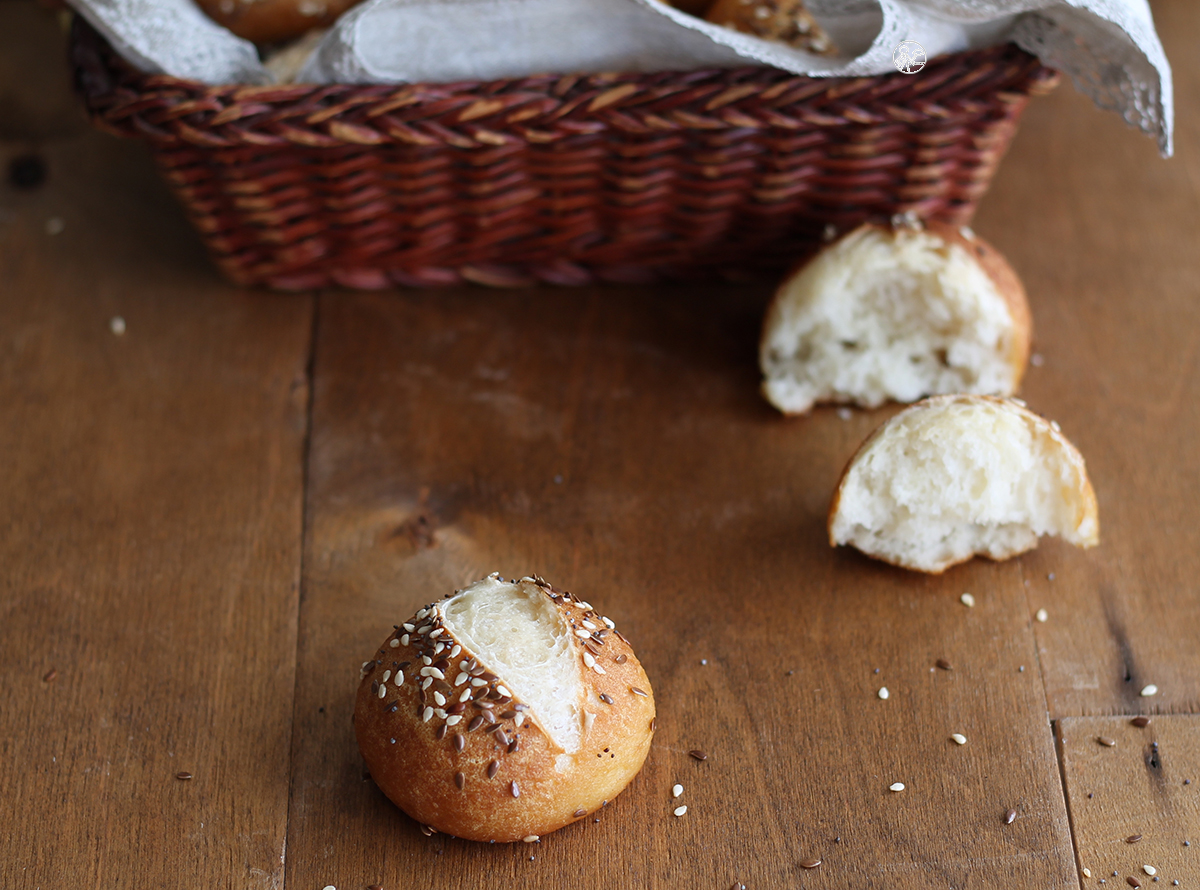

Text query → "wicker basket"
[70,20,1058,289]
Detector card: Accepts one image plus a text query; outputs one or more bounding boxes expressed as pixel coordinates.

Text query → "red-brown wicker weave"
[70,20,1058,289]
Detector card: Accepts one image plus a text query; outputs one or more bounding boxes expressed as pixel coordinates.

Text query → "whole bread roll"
[195,0,363,45]
[355,574,655,842]
[829,395,1099,573]
[761,220,1032,415]
[705,0,836,54]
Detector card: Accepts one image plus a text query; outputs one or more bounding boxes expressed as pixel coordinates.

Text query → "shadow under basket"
[70,21,1058,290]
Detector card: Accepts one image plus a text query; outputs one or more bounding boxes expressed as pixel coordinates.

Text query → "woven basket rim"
[71,21,1060,150]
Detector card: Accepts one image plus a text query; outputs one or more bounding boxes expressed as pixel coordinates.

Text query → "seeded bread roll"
[355,574,655,842]
[761,221,1031,415]
[195,0,363,45]
[829,395,1099,573]
[705,0,836,54]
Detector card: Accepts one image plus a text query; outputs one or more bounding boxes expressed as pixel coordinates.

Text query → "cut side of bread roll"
[355,574,654,842]
[761,222,1031,415]
[829,395,1099,573]
[705,0,836,54]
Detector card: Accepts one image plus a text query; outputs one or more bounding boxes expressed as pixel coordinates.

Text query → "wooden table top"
[2,2,1197,888]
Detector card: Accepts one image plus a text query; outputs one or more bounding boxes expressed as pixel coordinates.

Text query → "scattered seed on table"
[689,750,708,762]
[800,859,822,869]
[110,316,126,336]
[368,885,383,890]
[936,659,953,671]
[951,734,967,745]
[673,805,687,817]
[523,835,539,843]
[1084,869,1093,878]
[1036,608,1048,623]
[1142,685,1159,697]
[42,668,57,683]
[1004,809,1017,824]
[1098,736,1117,747]
[889,782,905,792]
[1144,866,1157,876]
[1128,878,1142,888]
[672,784,683,798]
[878,687,890,700]
[1132,716,1152,728]
[961,593,976,607]
[45,217,65,236]
[1127,834,1143,844]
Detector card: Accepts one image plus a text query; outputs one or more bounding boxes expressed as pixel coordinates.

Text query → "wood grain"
[0,123,313,888]
[1058,715,1200,887]
[289,287,1076,889]
[967,0,1200,719]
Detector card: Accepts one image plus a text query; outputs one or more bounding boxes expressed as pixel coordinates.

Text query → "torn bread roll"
[761,221,1031,415]
[355,574,655,842]
[829,395,1099,573]
[705,0,836,54]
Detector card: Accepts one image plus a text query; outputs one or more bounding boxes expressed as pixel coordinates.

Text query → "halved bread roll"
[355,574,655,842]
[705,0,836,54]
[761,221,1031,415]
[829,395,1099,573]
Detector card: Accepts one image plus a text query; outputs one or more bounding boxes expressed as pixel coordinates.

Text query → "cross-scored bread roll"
[829,395,1099,573]
[761,221,1031,415]
[195,0,363,44]
[705,0,836,54]
[355,574,655,842]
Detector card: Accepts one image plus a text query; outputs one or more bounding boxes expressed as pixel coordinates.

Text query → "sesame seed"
[395,671,404,686]
[878,687,890,700]
[1085,869,1093,878]
[1128,834,1143,843]
[1036,609,1048,623]
[378,684,388,699]
[381,670,391,683]
[487,761,499,778]
[176,771,193,780]
[400,635,409,646]
[450,645,461,658]
[1145,867,1157,876]
[515,713,525,727]
[429,628,443,639]
[582,620,597,630]
[421,678,433,690]
[459,689,471,702]
[1004,808,1017,824]
[800,859,822,869]
[583,653,596,668]
[960,593,975,607]
[602,617,615,629]
[523,835,539,843]
[446,714,462,726]
[951,734,967,745]
[936,659,953,671]
[631,687,649,697]
[672,784,683,798]
[403,623,415,632]
[1098,737,1117,747]
[689,750,708,762]
[575,630,592,639]
[471,678,487,687]
[415,609,428,621]
[510,781,520,798]
[417,626,431,636]
[433,692,446,706]
[1142,685,1159,696]
[389,639,400,648]
[454,672,468,686]
[673,805,687,817]
[592,663,606,675]
[434,643,445,655]
[435,708,447,719]
[422,707,433,722]
[960,225,975,240]
[579,602,592,610]
[889,782,905,792]
[421,655,432,665]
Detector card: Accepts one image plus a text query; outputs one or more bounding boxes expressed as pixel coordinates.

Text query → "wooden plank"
[967,0,1200,718]
[1058,715,1200,887]
[290,287,1077,889]
[0,123,313,889]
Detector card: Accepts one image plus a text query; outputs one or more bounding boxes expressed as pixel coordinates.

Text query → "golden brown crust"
[827,394,1100,572]
[705,0,836,54]
[354,578,655,842]
[195,0,364,45]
